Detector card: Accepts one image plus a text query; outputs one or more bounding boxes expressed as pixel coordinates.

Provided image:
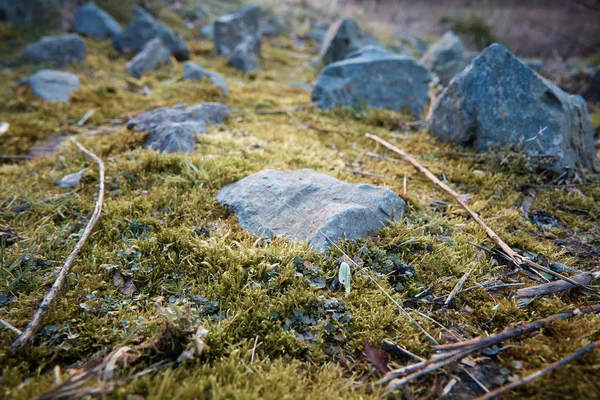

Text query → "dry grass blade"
[12,138,105,348]
[445,267,473,305]
[365,133,600,298]
[474,339,600,400]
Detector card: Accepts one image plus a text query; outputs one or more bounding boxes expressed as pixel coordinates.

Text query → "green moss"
[1,8,600,400]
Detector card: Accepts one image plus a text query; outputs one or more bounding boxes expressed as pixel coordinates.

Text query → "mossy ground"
[1,6,600,400]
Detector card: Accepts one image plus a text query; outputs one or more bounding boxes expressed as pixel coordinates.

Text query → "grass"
[1,6,600,400]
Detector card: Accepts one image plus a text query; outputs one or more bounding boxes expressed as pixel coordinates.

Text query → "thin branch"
[515,272,600,305]
[12,138,105,348]
[445,267,473,305]
[0,318,22,335]
[365,133,600,298]
[474,339,600,400]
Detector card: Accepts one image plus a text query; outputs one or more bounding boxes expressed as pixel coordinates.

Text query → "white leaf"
[338,261,351,295]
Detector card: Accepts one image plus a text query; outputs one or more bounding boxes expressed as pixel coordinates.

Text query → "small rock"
[320,18,362,65]
[307,22,329,43]
[183,61,228,95]
[21,34,86,67]
[113,5,189,60]
[214,5,261,55]
[74,2,122,39]
[200,23,214,39]
[260,9,285,37]
[229,39,260,72]
[55,168,87,188]
[421,31,469,86]
[429,43,596,171]
[312,48,430,117]
[216,169,407,252]
[127,103,230,153]
[127,38,172,78]
[27,70,80,102]
[583,67,600,103]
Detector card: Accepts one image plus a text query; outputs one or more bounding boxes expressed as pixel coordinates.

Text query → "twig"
[445,268,473,305]
[250,335,259,364]
[0,155,32,161]
[474,339,600,400]
[12,139,105,348]
[515,272,600,305]
[365,133,600,298]
[346,169,383,178]
[0,318,22,335]
[76,109,95,126]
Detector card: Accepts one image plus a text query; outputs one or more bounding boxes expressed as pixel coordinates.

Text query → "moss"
[1,8,600,400]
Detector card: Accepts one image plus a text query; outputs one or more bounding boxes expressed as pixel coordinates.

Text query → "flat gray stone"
[74,2,122,39]
[127,103,230,153]
[127,38,172,78]
[216,169,407,252]
[429,43,596,171]
[421,31,468,86]
[229,39,260,72]
[312,50,430,117]
[28,70,80,102]
[21,34,86,67]
[113,5,189,61]
[320,18,362,65]
[214,5,261,55]
[183,61,228,95]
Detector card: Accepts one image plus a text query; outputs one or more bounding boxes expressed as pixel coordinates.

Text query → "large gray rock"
[183,61,228,95]
[583,68,600,103]
[312,49,430,117]
[214,5,261,55]
[216,169,407,251]
[28,70,80,102]
[429,44,596,171]
[127,38,172,78]
[421,31,468,86]
[74,2,122,40]
[320,18,362,65]
[127,103,230,153]
[21,34,86,67]
[229,39,260,72]
[113,6,189,61]
[0,0,63,29]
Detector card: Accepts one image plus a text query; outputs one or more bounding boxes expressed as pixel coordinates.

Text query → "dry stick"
[365,133,600,298]
[12,138,105,348]
[515,272,600,302]
[0,318,22,335]
[474,339,600,400]
[445,267,473,306]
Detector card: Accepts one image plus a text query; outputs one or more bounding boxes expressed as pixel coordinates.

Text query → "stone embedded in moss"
[216,169,407,252]
[74,2,122,40]
[183,61,229,95]
[126,37,172,78]
[21,34,87,67]
[27,69,80,102]
[319,18,362,65]
[214,5,261,55]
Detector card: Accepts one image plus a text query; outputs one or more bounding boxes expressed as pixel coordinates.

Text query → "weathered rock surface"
[27,70,80,102]
[229,39,260,72]
[583,68,600,103]
[421,31,468,86]
[127,103,230,153]
[214,5,261,55]
[74,2,122,39]
[319,18,362,65]
[200,23,214,39]
[346,45,393,60]
[429,43,595,171]
[127,38,172,78]
[216,169,407,251]
[21,34,86,67]
[313,49,430,117]
[183,62,228,95]
[113,6,189,60]
[0,0,63,29]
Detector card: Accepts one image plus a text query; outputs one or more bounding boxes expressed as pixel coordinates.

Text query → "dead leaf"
[0,229,18,246]
[364,340,390,374]
[54,168,88,189]
[113,270,125,287]
[122,278,136,297]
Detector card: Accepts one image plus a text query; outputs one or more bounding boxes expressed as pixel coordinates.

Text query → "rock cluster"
[214,5,262,72]
[127,38,172,78]
[421,31,470,86]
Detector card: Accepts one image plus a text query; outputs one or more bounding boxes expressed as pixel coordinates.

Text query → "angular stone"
[21,34,86,67]
[229,39,260,72]
[312,50,430,117]
[28,70,80,102]
[0,0,63,29]
[214,5,261,55]
[127,103,230,153]
[74,2,122,39]
[583,68,600,103]
[113,6,189,61]
[127,38,172,78]
[200,23,214,38]
[183,61,228,95]
[429,44,595,171]
[216,169,407,252]
[421,31,468,86]
[319,18,362,65]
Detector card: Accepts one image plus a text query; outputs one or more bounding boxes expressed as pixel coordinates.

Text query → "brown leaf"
[113,270,125,287]
[122,278,137,297]
[364,340,390,374]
